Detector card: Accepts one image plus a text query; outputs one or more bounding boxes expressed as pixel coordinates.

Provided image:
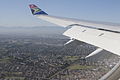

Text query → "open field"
[5,77,25,80]
[65,56,79,61]
[0,57,11,63]
[68,64,95,70]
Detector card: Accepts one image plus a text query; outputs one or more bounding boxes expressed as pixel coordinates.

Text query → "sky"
[0,0,120,27]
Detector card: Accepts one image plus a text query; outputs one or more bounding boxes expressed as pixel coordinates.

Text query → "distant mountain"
[0,26,67,38]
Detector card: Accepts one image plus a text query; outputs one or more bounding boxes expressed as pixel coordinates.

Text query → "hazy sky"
[0,0,120,27]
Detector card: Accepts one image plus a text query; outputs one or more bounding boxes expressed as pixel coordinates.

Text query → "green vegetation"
[65,56,79,61]
[3,72,22,75]
[2,72,24,80]
[5,77,25,80]
[68,64,95,70]
[0,57,11,63]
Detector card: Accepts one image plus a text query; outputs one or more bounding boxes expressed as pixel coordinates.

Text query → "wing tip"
[29,4,48,15]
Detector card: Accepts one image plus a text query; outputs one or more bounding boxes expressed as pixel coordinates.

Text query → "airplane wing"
[29,4,120,56]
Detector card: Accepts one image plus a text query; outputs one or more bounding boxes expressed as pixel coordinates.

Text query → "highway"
[100,60,120,80]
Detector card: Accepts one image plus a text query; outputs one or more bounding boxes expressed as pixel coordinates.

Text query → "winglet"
[29,4,48,15]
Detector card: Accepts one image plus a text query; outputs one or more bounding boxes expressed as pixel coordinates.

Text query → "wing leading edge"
[29,4,120,56]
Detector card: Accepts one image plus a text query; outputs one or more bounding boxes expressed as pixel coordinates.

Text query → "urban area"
[0,27,119,80]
